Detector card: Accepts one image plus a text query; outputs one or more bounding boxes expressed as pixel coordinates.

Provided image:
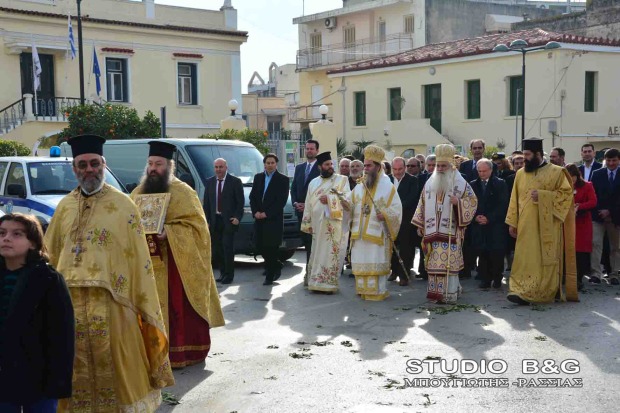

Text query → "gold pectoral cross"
[72,243,87,264]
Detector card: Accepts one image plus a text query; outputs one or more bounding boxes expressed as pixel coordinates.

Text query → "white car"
[0,155,126,229]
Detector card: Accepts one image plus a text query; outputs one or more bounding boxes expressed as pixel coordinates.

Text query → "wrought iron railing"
[297,33,415,70]
[0,98,27,134]
[34,97,83,121]
[289,103,333,122]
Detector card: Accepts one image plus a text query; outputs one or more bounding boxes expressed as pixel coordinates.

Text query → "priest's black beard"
[142,172,170,194]
[524,158,540,173]
[320,168,334,178]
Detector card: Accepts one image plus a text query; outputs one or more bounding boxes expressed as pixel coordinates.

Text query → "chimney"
[145,0,155,19]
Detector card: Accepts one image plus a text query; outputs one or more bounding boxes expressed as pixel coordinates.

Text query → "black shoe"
[388,273,398,282]
[577,283,584,291]
[263,280,273,286]
[262,270,267,276]
[589,276,601,284]
[478,281,491,289]
[492,280,503,289]
[216,277,224,282]
[220,277,234,285]
[507,294,529,305]
[610,278,620,286]
[274,272,282,281]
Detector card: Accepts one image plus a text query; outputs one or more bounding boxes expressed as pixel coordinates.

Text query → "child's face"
[0,221,35,260]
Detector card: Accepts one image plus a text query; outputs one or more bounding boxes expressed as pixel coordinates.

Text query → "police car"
[0,147,126,230]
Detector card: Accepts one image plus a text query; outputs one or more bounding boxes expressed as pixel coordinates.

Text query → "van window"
[5,163,26,196]
[102,142,150,188]
[26,162,124,194]
[0,162,8,188]
[187,145,264,185]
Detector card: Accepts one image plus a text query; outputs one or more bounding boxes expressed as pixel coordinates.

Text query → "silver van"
[83,138,301,261]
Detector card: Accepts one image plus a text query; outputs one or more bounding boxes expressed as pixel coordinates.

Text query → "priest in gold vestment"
[349,145,402,301]
[506,138,578,305]
[412,144,478,304]
[131,141,225,368]
[301,151,351,293]
[45,135,174,413]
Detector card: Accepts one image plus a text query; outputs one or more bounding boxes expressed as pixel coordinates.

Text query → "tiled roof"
[0,6,248,38]
[328,28,620,75]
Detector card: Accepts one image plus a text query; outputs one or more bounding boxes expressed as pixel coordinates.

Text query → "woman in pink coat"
[566,164,597,290]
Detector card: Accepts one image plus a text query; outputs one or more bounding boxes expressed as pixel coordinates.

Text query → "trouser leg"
[222,227,235,279]
[591,222,605,279]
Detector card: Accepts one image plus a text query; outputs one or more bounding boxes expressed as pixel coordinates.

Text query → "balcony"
[288,103,333,123]
[297,33,415,70]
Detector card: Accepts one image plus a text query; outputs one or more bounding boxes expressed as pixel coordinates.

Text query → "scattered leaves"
[289,352,312,359]
[264,375,277,380]
[350,350,360,354]
[162,392,180,405]
[424,356,441,360]
[531,305,549,312]
[341,340,353,347]
[311,341,333,347]
[535,335,548,341]
[266,345,279,349]
[393,306,412,311]
[383,378,405,390]
[419,304,482,315]
[368,370,386,377]
[422,394,435,407]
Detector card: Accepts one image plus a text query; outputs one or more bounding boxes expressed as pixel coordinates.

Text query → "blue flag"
[68,15,76,60]
[93,46,101,96]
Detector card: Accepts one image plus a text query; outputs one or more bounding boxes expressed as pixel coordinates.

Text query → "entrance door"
[378,21,386,56]
[20,52,55,116]
[424,84,442,134]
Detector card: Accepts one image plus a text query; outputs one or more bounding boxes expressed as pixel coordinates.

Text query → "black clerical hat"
[68,134,106,158]
[522,138,544,153]
[492,152,506,160]
[316,151,332,166]
[148,141,176,159]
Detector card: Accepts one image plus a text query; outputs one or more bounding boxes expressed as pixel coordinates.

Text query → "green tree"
[198,129,271,155]
[0,140,30,156]
[336,137,347,157]
[351,139,375,161]
[57,104,161,143]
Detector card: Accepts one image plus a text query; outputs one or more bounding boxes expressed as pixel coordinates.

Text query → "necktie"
[610,171,615,186]
[304,162,311,182]
[482,180,487,196]
[217,179,223,213]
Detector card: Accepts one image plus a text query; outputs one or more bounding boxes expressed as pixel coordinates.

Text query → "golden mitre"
[435,144,456,163]
[364,145,386,164]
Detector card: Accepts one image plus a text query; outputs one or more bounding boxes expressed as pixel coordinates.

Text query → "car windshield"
[186,144,265,185]
[27,161,125,194]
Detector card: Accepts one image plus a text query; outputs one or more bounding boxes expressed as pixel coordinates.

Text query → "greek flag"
[93,46,101,96]
[68,15,77,60]
[32,43,42,91]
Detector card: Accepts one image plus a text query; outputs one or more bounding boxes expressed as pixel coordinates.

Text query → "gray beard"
[79,173,104,193]
[364,171,378,188]
[429,169,454,195]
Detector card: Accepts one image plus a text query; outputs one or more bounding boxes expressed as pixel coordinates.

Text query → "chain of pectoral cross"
[72,195,92,265]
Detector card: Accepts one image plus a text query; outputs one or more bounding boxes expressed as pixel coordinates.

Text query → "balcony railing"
[289,103,333,123]
[297,32,415,70]
[34,97,83,121]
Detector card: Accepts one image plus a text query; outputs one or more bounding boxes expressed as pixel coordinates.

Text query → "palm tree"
[336,137,347,157]
[351,139,375,161]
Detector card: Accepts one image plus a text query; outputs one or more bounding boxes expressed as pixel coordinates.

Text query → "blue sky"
[155,0,334,92]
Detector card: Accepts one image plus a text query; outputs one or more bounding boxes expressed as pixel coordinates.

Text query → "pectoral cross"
[72,242,87,264]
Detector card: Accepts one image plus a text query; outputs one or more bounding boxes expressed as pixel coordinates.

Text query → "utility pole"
[77,0,85,104]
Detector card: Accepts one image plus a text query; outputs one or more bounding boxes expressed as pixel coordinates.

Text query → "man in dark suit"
[290,139,320,275]
[589,148,620,285]
[578,143,603,182]
[388,157,419,286]
[204,158,244,284]
[459,139,486,182]
[470,159,509,289]
[250,153,290,285]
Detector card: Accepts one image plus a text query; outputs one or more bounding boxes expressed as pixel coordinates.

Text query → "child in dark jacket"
[0,213,75,413]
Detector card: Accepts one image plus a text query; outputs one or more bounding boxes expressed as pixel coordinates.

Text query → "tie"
[610,171,615,186]
[217,179,223,213]
[304,162,312,182]
[482,180,487,196]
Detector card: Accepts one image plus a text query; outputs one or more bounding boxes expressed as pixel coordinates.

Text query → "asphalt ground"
[157,250,620,413]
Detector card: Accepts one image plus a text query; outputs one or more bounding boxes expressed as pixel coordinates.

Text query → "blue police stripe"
[0,198,56,217]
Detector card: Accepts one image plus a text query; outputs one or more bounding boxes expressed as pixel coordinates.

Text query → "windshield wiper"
[33,189,72,195]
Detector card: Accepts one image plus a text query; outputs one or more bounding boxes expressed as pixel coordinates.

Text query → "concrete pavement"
[157,251,620,413]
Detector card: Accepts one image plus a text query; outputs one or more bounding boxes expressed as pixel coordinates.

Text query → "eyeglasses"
[406,165,418,168]
[76,160,102,170]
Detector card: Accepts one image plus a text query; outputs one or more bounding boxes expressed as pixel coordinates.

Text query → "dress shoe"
[588,276,601,284]
[388,273,398,282]
[478,281,491,289]
[216,277,224,282]
[610,278,620,286]
[399,278,409,286]
[220,277,234,285]
[274,271,282,281]
[507,294,529,305]
[263,280,273,286]
[492,280,503,289]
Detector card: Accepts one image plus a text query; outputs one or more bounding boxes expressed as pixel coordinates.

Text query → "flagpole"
[31,35,38,116]
[64,13,70,104]
[77,0,85,104]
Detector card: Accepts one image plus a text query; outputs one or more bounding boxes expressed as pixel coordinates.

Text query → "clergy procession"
[0,131,618,412]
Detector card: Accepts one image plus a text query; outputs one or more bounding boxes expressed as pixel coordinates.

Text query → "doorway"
[424,83,442,134]
[20,52,55,116]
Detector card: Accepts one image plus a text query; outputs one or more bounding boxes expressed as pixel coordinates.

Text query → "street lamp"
[493,40,561,144]
[228,99,239,117]
[319,104,329,120]
[77,0,85,104]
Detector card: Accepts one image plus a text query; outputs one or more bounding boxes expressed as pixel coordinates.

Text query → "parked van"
[79,138,301,260]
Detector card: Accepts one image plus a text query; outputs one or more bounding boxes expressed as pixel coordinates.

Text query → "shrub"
[0,140,31,156]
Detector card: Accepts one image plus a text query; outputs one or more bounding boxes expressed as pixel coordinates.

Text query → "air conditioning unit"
[324,17,337,29]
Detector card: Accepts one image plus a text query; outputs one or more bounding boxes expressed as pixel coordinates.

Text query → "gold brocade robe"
[506,164,576,303]
[44,184,174,413]
[131,178,224,334]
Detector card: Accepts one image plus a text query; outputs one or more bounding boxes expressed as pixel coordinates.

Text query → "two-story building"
[0,0,247,150]
[327,28,620,161]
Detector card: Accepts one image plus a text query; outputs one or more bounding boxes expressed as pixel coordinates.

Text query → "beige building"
[0,0,247,150]
[327,28,620,160]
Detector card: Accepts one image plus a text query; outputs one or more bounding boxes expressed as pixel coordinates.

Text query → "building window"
[344,26,356,62]
[177,63,198,105]
[106,58,128,102]
[267,115,283,139]
[389,87,402,121]
[584,71,597,112]
[354,91,366,126]
[424,84,442,133]
[404,15,415,34]
[466,80,481,119]
[310,33,322,67]
[508,75,523,117]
